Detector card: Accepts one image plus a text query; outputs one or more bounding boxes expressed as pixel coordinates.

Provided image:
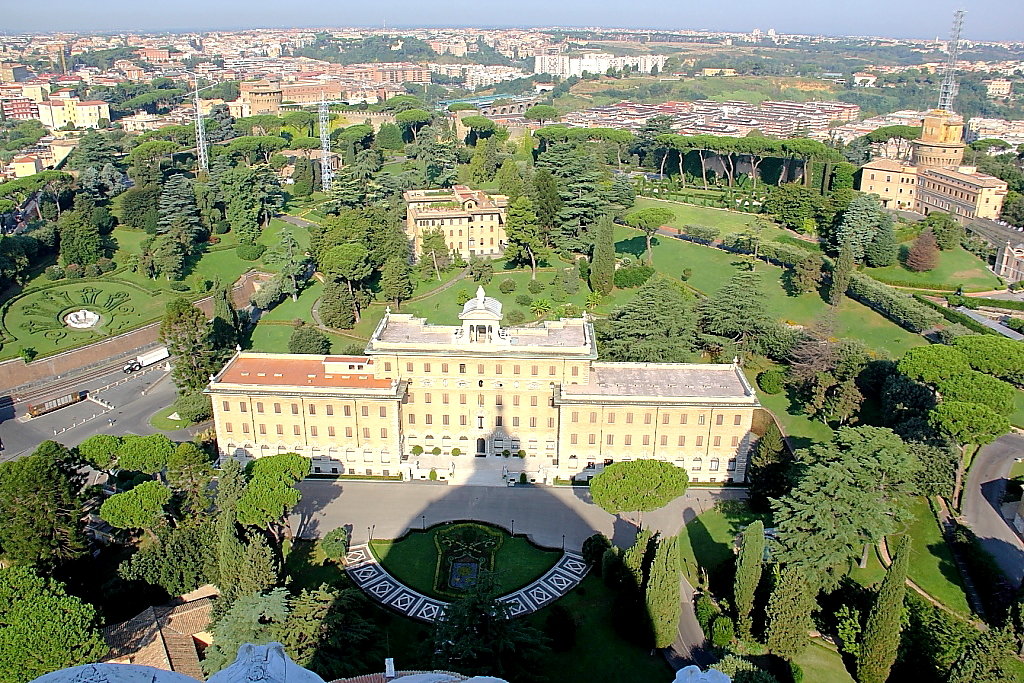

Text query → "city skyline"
[4,1,1024,41]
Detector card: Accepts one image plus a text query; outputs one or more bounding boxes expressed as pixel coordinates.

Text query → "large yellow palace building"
[206,288,760,485]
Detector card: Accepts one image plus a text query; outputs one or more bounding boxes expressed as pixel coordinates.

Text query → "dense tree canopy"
[590,460,689,515]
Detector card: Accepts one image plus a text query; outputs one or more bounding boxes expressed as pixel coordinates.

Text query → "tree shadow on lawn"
[615,235,652,259]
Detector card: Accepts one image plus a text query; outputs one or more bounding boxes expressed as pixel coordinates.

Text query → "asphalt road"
[962,433,1024,587]
[0,365,188,462]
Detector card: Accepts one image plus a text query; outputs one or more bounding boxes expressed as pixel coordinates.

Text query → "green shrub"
[519,472,527,484]
[506,309,526,325]
[527,279,545,294]
[455,290,471,305]
[44,265,64,280]
[213,220,230,234]
[65,263,82,278]
[84,264,101,277]
[169,281,190,291]
[789,661,804,683]
[450,448,461,456]
[544,604,577,652]
[411,445,423,455]
[172,392,212,423]
[517,450,526,458]
[613,265,655,288]
[711,614,735,647]
[320,527,350,560]
[429,468,438,481]
[235,244,266,261]
[431,446,442,456]
[847,274,942,333]
[499,278,517,294]
[515,293,532,307]
[694,593,718,636]
[757,370,785,394]
[681,268,693,281]
[683,225,720,242]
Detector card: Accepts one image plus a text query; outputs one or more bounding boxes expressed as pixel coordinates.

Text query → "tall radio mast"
[937,10,966,112]
[318,95,334,193]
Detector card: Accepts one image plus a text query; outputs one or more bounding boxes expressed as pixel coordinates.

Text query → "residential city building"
[206,288,760,485]
[36,96,110,129]
[404,185,508,259]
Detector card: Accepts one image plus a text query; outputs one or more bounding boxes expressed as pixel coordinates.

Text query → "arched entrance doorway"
[476,437,486,457]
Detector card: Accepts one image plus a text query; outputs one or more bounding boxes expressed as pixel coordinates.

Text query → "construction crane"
[318,96,334,192]
[937,9,966,113]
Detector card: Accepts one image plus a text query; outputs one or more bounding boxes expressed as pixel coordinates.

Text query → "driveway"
[290,480,745,551]
[961,433,1024,587]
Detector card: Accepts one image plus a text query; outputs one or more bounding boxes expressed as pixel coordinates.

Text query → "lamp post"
[511,518,515,536]
[562,534,565,551]
[421,515,426,530]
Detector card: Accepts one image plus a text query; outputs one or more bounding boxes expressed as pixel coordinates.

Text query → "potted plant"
[411,445,423,456]
[431,446,442,456]
[517,450,526,458]
[450,448,461,457]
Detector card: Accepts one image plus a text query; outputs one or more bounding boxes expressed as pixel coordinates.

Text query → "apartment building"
[859,158,918,210]
[404,185,508,260]
[36,96,110,129]
[983,78,1013,97]
[206,289,760,485]
[915,166,1008,221]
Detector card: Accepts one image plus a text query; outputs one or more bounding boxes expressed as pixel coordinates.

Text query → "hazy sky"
[4,0,1023,41]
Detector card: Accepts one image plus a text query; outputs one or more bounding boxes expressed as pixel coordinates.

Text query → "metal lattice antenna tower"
[319,95,334,192]
[937,9,966,112]
[193,78,208,172]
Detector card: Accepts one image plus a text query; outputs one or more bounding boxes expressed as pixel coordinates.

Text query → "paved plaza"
[344,544,589,622]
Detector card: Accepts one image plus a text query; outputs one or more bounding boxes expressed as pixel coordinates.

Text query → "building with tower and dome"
[205,287,760,486]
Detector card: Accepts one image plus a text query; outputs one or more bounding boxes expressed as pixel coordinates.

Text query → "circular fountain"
[64,309,101,329]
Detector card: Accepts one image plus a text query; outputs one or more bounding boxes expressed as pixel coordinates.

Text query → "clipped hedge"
[948,295,1024,312]
[613,265,654,288]
[719,233,812,267]
[847,274,943,333]
[914,295,1000,336]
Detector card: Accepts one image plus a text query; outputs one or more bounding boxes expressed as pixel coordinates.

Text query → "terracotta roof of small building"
[215,354,392,389]
[860,158,913,172]
[102,591,217,681]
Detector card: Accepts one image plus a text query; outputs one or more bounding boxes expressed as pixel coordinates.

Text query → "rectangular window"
[677,435,685,446]
[590,412,597,423]
[734,414,742,425]
[571,412,578,423]
[362,428,370,439]
[496,395,503,406]
[513,396,520,407]
[478,364,484,374]
[459,364,466,373]
[526,417,534,428]
[425,414,433,425]
[379,407,387,418]
[696,436,704,447]
[328,426,335,437]
[406,363,413,372]
[731,436,739,446]
[660,435,667,446]
[442,363,448,373]
[274,403,281,414]
[531,396,538,407]
[442,415,450,426]
[256,402,264,413]
[424,393,432,403]
[662,414,669,424]
[713,436,721,447]
[514,365,520,375]
[608,413,615,424]
[361,406,369,417]
[643,435,650,446]
[716,414,724,426]
[624,435,632,446]
[531,365,538,376]
[698,415,705,425]
[549,365,556,376]
[496,365,503,375]
[276,424,283,435]
[571,366,578,377]
[293,425,301,435]
[606,434,614,445]
[424,363,431,373]
[242,424,250,433]
[308,404,316,415]
[222,401,230,411]
[346,427,353,437]
[239,402,247,413]
[344,405,352,417]
[381,428,388,438]
[496,416,503,427]
[626,413,633,424]
[548,418,554,428]
[259,424,266,435]
[680,414,687,425]
[513,417,520,427]
[589,434,596,445]
[385,362,392,371]
[645,414,652,425]
[309,426,317,436]
[460,415,467,426]
[442,393,449,405]
[408,414,416,424]
[225,422,233,432]
[571,434,578,445]
[326,405,333,416]
[292,403,299,415]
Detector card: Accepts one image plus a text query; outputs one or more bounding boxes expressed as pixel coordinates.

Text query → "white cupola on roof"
[458,286,505,344]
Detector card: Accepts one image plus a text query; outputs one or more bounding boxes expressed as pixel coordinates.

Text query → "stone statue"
[207,644,326,683]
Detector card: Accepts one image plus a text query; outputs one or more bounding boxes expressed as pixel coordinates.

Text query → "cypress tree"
[645,537,681,648]
[829,247,854,306]
[765,566,816,661]
[590,214,615,296]
[864,214,897,267]
[158,174,202,250]
[857,536,910,683]
[210,279,239,352]
[623,529,653,589]
[733,520,766,639]
[319,281,356,329]
[380,257,414,310]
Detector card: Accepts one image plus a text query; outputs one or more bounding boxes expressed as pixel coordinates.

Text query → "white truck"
[123,346,169,373]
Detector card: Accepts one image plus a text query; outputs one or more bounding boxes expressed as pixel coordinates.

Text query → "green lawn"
[259,281,322,324]
[888,497,972,615]
[849,545,889,588]
[794,641,855,683]
[863,245,1001,292]
[525,574,674,682]
[632,196,762,233]
[744,368,835,448]
[149,404,191,431]
[247,322,363,355]
[1011,390,1024,429]
[676,502,770,585]
[369,525,561,599]
[621,225,927,358]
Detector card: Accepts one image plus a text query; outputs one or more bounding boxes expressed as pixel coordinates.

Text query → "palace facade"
[206,288,760,485]
[404,186,508,260]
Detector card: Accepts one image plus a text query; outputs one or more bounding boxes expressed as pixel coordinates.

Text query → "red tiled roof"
[218,355,391,389]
